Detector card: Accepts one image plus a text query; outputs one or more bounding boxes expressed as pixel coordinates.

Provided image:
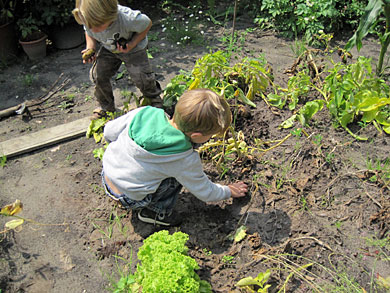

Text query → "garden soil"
[0,16,389,293]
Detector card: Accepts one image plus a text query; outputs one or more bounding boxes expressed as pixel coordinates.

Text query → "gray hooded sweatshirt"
[102,106,231,202]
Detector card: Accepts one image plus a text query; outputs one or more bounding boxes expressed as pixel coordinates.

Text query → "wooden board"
[0,117,91,158]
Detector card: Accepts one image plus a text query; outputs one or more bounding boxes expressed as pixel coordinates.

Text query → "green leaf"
[236,276,258,287]
[279,114,297,129]
[267,93,285,109]
[236,88,256,108]
[340,112,354,128]
[5,219,24,230]
[345,0,383,51]
[234,225,247,242]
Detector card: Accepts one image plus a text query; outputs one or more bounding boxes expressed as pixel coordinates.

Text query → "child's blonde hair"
[73,0,118,29]
[173,89,232,136]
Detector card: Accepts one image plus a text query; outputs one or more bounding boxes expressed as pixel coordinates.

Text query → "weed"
[236,269,271,293]
[203,248,212,256]
[333,221,343,229]
[22,73,35,87]
[65,154,72,161]
[0,156,6,168]
[115,67,127,80]
[312,134,323,146]
[363,234,390,261]
[91,209,127,240]
[65,93,75,101]
[366,156,390,186]
[107,255,134,293]
[222,255,234,264]
[147,46,160,55]
[90,183,104,194]
[148,31,159,41]
[84,95,92,102]
[325,152,335,164]
[250,252,375,292]
[58,94,75,110]
[291,128,303,137]
[291,38,307,58]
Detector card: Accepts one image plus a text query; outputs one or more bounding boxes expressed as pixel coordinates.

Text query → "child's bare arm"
[228,182,248,198]
[81,33,97,63]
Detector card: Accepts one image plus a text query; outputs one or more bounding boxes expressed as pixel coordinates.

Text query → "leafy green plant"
[345,0,390,75]
[36,0,74,27]
[236,269,271,293]
[164,50,272,109]
[323,56,390,139]
[255,0,365,45]
[0,0,16,25]
[16,13,44,41]
[116,230,212,292]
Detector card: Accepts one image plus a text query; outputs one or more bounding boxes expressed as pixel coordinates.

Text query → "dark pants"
[90,47,162,112]
[102,172,182,215]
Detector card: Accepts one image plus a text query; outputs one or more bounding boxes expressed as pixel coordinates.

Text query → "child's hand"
[228,182,248,198]
[81,48,96,64]
[116,42,133,53]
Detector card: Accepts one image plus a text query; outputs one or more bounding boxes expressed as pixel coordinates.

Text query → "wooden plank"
[0,117,91,158]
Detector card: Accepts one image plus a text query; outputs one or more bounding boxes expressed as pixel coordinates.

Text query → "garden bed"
[0,13,389,293]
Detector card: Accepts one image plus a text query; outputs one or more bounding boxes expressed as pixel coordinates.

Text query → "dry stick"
[363,184,383,209]
[234,182,259,231]
[29,74,71,109]
[0,73,69,118]
[284,236,333,252]
[231,0,238,41]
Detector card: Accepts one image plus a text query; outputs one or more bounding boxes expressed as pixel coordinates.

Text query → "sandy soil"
[0,14,389,293]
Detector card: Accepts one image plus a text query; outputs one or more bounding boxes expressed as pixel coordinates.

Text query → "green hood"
[128,106,192,155]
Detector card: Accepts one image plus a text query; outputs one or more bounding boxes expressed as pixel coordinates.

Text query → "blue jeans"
[101,171,181,215]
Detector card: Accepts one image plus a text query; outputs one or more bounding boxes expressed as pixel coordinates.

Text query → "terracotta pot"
[19,33,48,60]
[49,21,85,50]
[0,22,18,61]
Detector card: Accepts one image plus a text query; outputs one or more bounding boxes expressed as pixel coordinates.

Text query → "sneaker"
[90,108,107,120]
[138,209,182,226]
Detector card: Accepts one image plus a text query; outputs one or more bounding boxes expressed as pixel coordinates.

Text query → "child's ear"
[189,132,203,140]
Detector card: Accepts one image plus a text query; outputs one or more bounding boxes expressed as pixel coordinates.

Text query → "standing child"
[101,88,248,226]
[72,0,163,119]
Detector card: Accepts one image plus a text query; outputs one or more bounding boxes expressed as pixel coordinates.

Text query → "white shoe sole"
[137,211,170,226]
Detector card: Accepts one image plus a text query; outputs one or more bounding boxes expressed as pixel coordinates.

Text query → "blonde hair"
[173,89,232,135]
[73,0,118,29]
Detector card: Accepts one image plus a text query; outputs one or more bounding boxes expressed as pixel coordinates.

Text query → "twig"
[284,236,333,252]
[29,74,71,108]
[236,183,259,228]
[363,184,382,209]
[231,0,238,41]
[0,73,69,118]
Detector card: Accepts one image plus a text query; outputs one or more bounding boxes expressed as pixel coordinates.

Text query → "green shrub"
[253,0,367,45]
